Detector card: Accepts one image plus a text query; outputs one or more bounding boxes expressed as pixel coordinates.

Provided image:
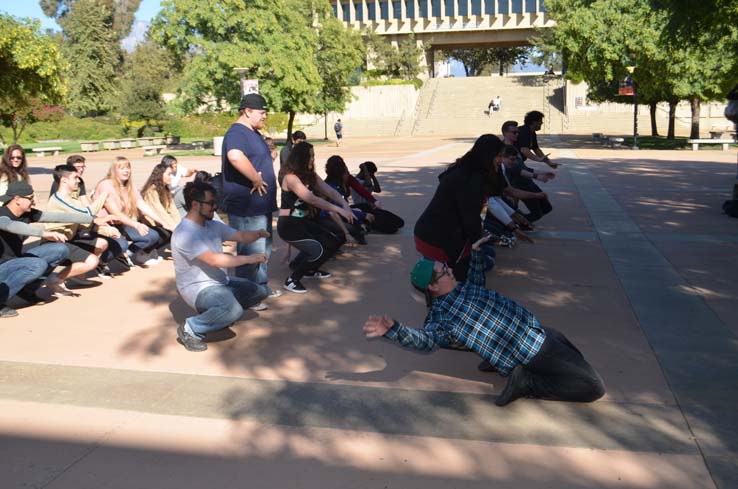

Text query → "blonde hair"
[103,156,138,218]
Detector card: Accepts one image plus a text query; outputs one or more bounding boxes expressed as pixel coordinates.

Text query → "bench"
[142,145,166,156]
[608,137,625,148]
[80,141,99,152]
[101,139,121,150]
[31,146,62,157]
[687,139,735,151]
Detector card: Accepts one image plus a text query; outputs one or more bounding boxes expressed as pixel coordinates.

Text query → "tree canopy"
[151,0,363,136]
[0,14,67,143]
[443,47,529,77]
[541,0,738,138]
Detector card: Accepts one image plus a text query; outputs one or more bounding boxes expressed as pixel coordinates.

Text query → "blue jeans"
[187,277,268,338]
[0,242,69,302]
[26,242,70,269]
[118,224,161,253]
[228,213,272,288]
[0,257,50,301]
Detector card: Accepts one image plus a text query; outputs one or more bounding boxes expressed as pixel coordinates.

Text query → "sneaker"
[176,324,207,352]
[0,306,18,318]
[303,270,331,279]
[248,302,268,311]
[149,249,164,263]
[283,277,307,294]
[96,264,114,279]
[116,254,136,268]
[268,289,283,299]
[46,275,80,297]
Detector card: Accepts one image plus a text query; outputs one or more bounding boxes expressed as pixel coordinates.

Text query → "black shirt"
[0,206,43,263]
[515,125,540,162]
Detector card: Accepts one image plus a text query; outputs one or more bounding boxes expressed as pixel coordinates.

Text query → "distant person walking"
[334,119,343,147]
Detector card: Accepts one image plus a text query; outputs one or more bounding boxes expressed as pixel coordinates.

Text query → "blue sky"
[0,0,162,31]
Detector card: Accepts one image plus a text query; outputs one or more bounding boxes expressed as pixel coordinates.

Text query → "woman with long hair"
[277,142,355,293]
[0,145,30,195]
[94,157,169,267]
[323,155,368,244]
[141,163,181,248]
[414,134,505,281]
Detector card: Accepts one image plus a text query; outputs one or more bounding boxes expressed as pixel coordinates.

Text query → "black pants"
[518,181,552,222]
[277,216,341,281]
[353,204,404,234]
[523,327,605,402]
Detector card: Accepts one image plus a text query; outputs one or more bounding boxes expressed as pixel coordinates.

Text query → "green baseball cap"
[411,258,435,290]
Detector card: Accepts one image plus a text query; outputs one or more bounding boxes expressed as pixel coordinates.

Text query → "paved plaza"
[1,136,737,488]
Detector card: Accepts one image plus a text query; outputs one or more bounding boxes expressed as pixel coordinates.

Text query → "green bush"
[4,115,124,143]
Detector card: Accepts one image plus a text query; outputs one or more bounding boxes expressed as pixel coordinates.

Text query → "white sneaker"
[133,250,159,267]
[45,275,79,297]
[248,302,268,311]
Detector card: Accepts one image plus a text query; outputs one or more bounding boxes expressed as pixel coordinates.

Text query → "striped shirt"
[385,250,545,376]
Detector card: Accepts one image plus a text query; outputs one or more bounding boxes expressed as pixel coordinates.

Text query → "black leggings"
[277,216,341,281]
[524,327,605,402]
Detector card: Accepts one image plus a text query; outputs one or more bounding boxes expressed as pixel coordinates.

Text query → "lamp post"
[626,66,639,150]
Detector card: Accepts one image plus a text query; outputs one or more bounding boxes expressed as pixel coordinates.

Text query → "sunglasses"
[9,156,23,160]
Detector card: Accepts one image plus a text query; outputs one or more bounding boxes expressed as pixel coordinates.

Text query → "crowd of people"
[0,99,604,407]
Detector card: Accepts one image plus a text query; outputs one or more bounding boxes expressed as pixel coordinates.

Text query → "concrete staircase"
[410,75,566,136]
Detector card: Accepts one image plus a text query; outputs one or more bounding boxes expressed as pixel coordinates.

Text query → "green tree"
[118,40,174,131]
[444,46,529,76]
[313,4,364,137]
[151,0,363,138]
[365,30,424,80]
[443,48,493,77]
[489,47,529,76]
[41,0,142,115]
[0,14,67,144]
[543,0,737,139]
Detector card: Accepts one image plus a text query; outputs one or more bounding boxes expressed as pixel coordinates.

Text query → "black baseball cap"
[239,93,268,111]
[0,180,34,204]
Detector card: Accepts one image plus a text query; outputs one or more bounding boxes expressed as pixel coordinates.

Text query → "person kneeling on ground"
[172,182,269,352]
[363,235,605,406]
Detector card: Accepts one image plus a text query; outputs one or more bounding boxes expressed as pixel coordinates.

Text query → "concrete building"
[330,0,554,77]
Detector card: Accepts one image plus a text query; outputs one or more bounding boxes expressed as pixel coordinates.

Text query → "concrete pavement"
[1,136,736,488]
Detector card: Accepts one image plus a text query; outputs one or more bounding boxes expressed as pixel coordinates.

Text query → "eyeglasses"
[73,164,86,168]
[20,194,35,202]
[431,263,451,283]
[9,156,23,161]
[197,200,217,207]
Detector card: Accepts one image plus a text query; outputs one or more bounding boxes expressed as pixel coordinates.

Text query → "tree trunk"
[463,63,470,77]
[667,100,677,139]
[287,110,295,142]
[689,97,701,139]
[649,101,659,136]
[498,60,504,76]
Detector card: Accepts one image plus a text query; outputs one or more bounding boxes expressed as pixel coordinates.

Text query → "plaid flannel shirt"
[386,250,545,376]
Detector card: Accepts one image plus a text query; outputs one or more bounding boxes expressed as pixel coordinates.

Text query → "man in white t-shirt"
[171,181,268,352]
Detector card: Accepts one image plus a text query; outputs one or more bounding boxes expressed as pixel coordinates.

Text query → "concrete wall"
[565,80,733,133]
[295,84,419,138]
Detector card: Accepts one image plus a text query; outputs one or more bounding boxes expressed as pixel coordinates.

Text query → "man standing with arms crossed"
[221,92,281,300]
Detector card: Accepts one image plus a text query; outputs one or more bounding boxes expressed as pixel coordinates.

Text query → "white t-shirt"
[170,165,189,190]
[171,218,236,309]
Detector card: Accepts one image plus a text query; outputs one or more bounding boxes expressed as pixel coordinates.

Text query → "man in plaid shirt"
[364,235,605,406]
